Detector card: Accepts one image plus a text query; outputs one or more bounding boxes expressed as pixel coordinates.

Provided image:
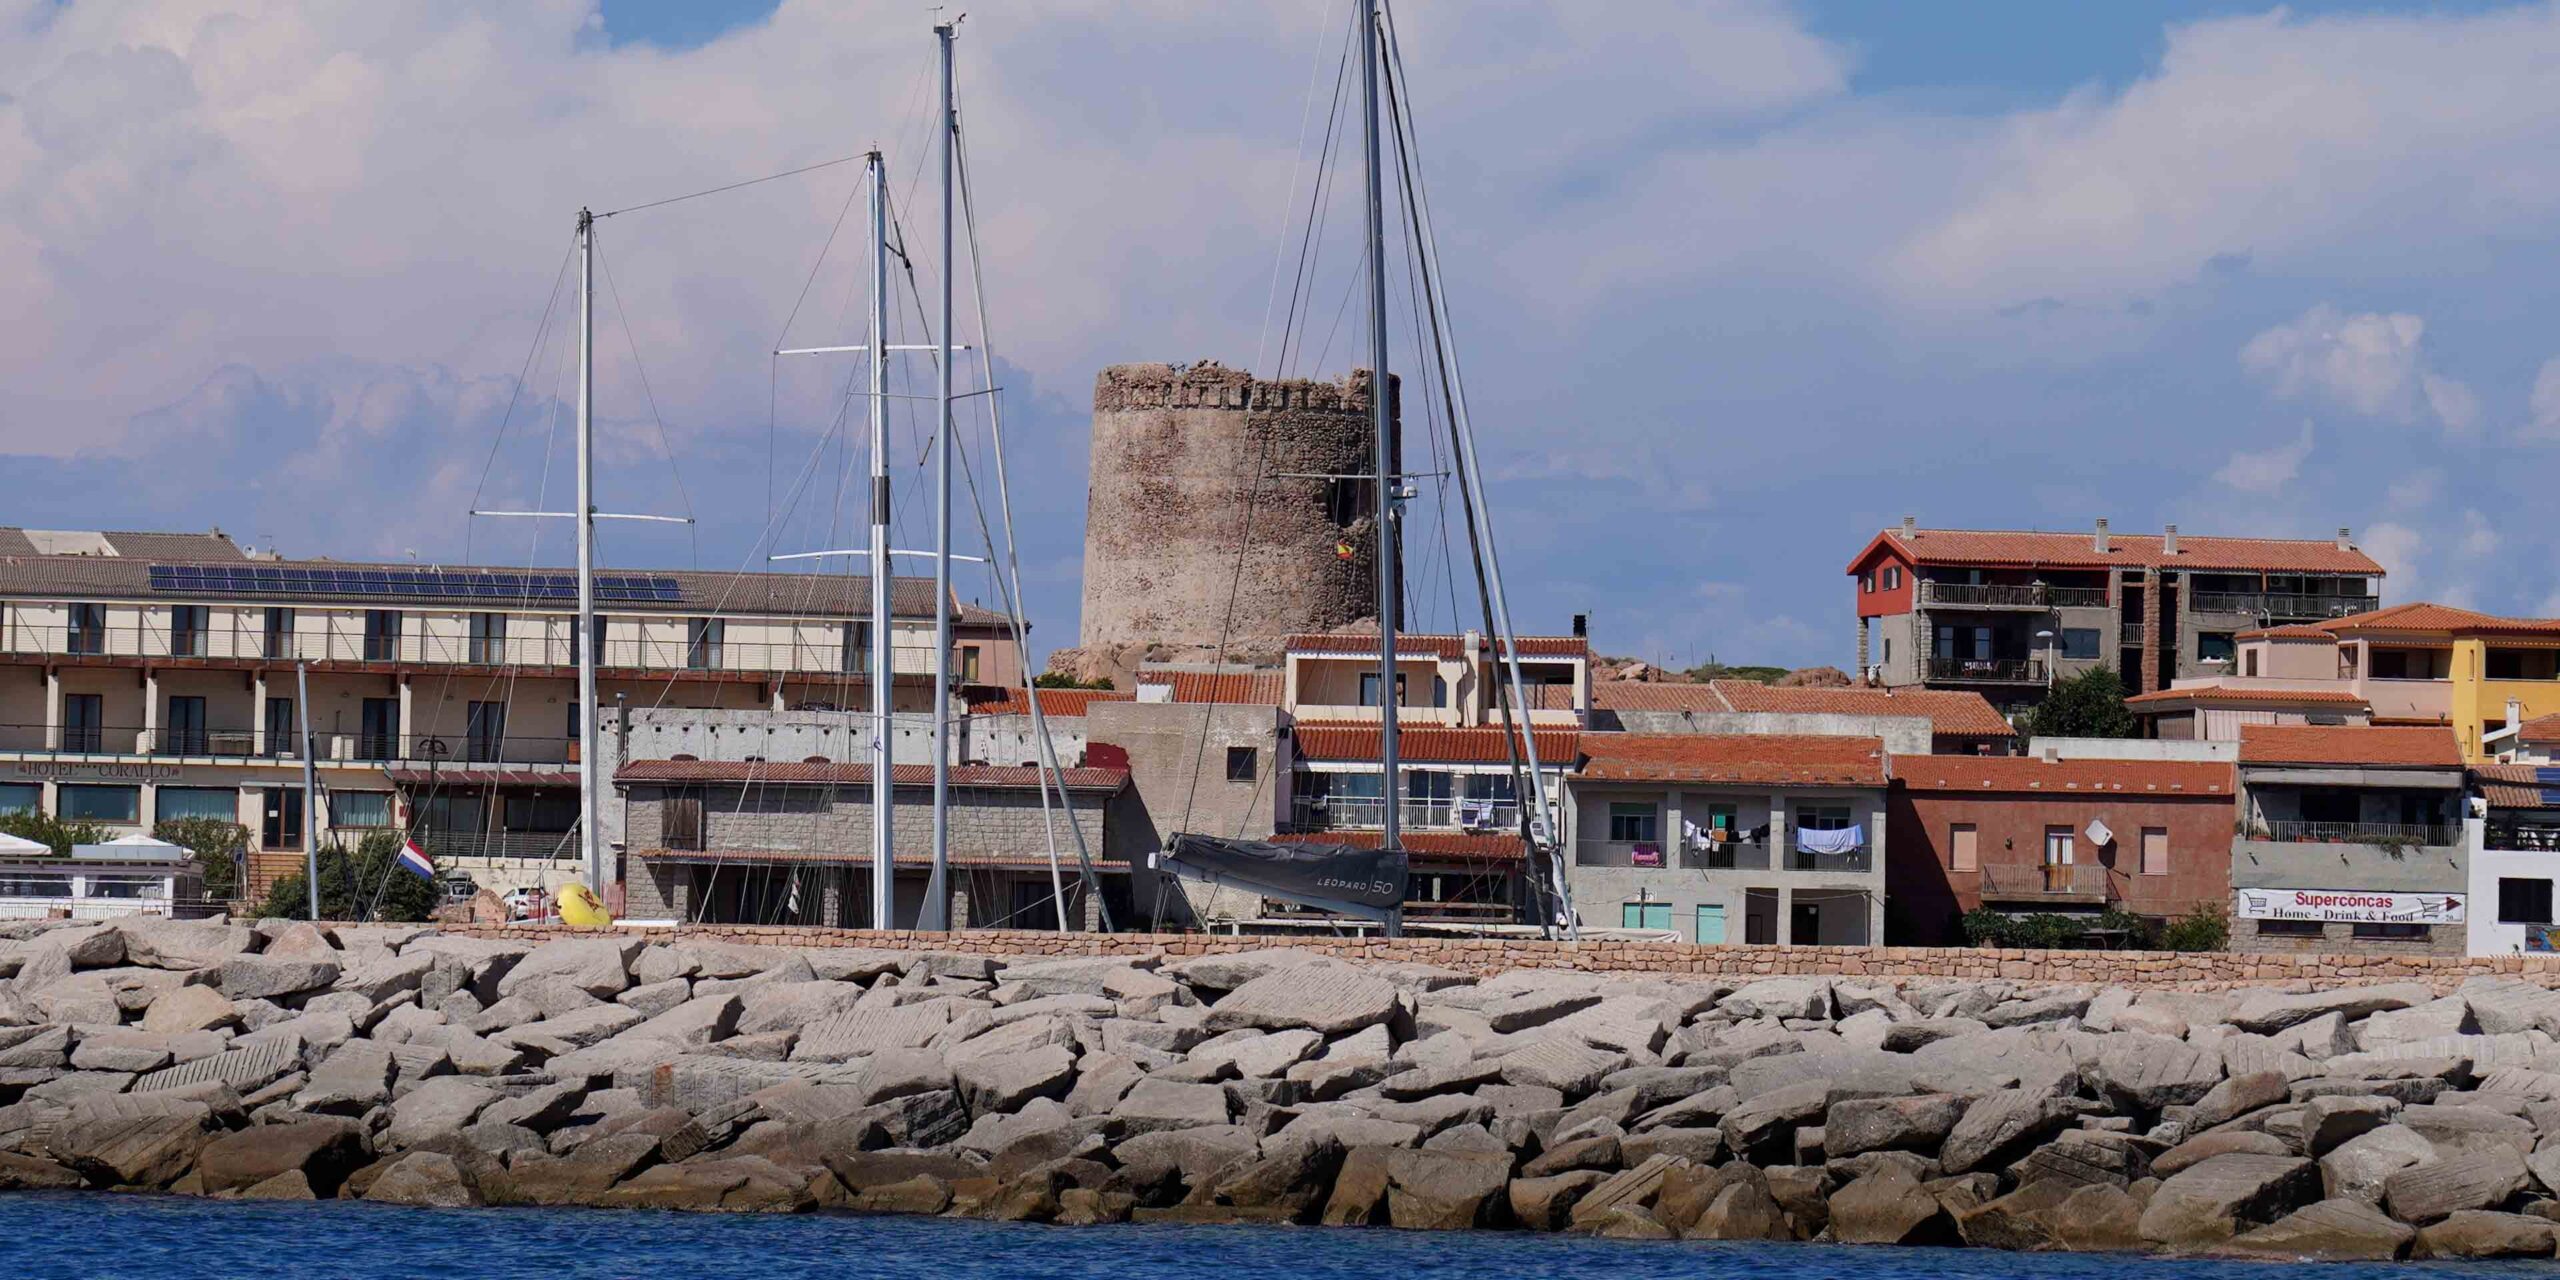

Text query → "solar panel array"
[147,564,682,603]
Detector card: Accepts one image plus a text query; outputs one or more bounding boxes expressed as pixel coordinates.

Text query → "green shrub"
[2026,666,2137,739]
[257,831,440,922]
[1032,672,1114,690]
[2157,903,2231,953]
[0,809,106,854]
[153,816,251,901]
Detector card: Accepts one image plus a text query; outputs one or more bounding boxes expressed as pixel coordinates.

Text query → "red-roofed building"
[2229,723,2468,957]
[1592,679,2015,754]
[1563,734,1889,946]
[2469,763,2560,955]
[1887,755,2236,943]
[1134,668,1284,706]
[1282,629,1588,729]
[1845,517,2384,712]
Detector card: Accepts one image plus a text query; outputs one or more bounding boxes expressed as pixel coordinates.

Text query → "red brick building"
[1886,755,2237,943]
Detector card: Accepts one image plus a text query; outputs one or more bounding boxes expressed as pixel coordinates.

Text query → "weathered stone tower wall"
[1078,361,1397,657]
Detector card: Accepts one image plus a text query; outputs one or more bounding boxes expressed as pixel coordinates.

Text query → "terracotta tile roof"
[1589,683,1725,713]
[382,768,578,788]
[2518,713,2560,743]
[1292,722,1580,766]
[2124,684,2371,709]
[614,758,1129,792]
[1136,670,1285,705]
[1285,632,1589,660]
[2237,602,2560,640]
[968,688,1135,717]
[1848,527,2386,575]
[1270,830,1528,861]
[1574,734,1888,787]
[1707,681,2016,738]
[1895,755,2233,796]
[2474,764,2560,810]
[2237,724,2462,768]
[633,847,1126,870]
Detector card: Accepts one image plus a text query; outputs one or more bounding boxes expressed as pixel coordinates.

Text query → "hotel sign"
[9,762,182,782]
[2235,888,2466,925]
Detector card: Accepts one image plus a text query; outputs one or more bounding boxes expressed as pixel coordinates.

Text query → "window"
[585,614,608,667]
[264,607,294,658]
[1620,900,1671,930]
[2198,632,2236,664]
[1608,802,1660,844]
[84,875,161,900]
[466,701,508,763]
[662,793,705,851]
[67,603,106,655]
[363,610,402,662]
[0,784,36,814]
[468,612,506,664]
[1883,566,1903,590]
[1694,904,1727,944]
[1430,676,1449,709]
[1949,823,1978,872]
[504,791,578,832]
[2043,824,2075,866]
[686,618,724,669]
[1224,746,1257,782]
[329,791,394,829]
[360,698,400,761]
[156,787,239,822]
[261,788,305,849]
[1881,637,1892,664]
[2244,650,2259,677]
[1860,574,1874,594]
[1357,671,1408,708]
[164,696,206,755]
[2352,922,2430,941]
[63,694,102,754]
[266,697,296,758]
[1798,805,1853,831]
[59,785,140,824]
[2258,918,2323,937]
[2059,629,2101,660]
[2499,878,2554,925]
[957,645,981,683]
[169,605,208,658]
[2140,827,2169,876]
[842,621,869,674]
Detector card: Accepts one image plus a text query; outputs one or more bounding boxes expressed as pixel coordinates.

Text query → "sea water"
[3,1193,2547,1279]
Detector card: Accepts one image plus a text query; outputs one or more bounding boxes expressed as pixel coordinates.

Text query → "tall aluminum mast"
[921,20,960,931]
[1359,0,1402,939]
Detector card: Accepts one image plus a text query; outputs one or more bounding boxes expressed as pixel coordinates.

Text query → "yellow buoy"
[555,880,614,928]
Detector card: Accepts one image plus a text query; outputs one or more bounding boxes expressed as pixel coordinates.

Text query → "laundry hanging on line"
[1795,825,1865,856]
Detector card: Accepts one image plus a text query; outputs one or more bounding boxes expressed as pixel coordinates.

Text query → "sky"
[5,0,2559,674]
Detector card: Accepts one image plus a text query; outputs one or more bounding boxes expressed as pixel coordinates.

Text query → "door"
[63,693,102,753]
[1791,902,1823,945]
[1695,904,1727,945]
[265,697,295,758]
[166,696,206,755]
[261,788,304,849]
[360,698,400,760]
[466,701,507,763]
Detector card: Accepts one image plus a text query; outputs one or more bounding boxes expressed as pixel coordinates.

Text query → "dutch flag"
[396,838,436,883]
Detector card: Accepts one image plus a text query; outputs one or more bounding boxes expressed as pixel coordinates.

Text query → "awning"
[383,768,578,788]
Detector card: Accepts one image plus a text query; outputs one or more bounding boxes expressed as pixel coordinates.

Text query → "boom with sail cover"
[1163,834,1407,918]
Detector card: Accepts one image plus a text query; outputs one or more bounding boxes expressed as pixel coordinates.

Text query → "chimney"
[1571,613,1588,639]
[2162,524,2179,556]
[2336,525,2353,551]
[1899,515,1917,541]
[2093,518,2111,554]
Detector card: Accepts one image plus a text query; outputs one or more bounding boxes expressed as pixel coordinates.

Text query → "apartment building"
[0,527,1017,899]
[2132,603,2560,763]
[1847,519,2384,714]
[1592,680,2016,754]
[2468,764,2560,955]
[1887,755,2235,944]
[2230,724,2468,957]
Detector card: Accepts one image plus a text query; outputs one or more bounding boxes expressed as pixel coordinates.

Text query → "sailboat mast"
[865,153,895,929]
[574,207,604,899]
[1358,0,1400,930]
[923,21,958,931]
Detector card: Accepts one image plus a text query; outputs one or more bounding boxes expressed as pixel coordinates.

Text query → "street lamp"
[2036,629,2057,689]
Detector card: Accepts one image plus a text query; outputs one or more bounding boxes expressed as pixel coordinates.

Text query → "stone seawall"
[10,917,2560,1260]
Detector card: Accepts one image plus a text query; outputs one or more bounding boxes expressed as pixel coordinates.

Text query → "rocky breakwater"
[12,920,2560,1259]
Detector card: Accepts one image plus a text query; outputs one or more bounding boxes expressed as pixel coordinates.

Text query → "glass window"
[1797,805,1852,831]
[1608,802,1659,844]
[842,621,869,674]
[58,785,140,823]
[67,603,107,655]
[0,784,38,814]
[261,787,305,849]
[2258,918,2323,937]
[1949,823,1978,872]
[364,610,402,662]
[2059,628,2101,660]
[1224,747,1256,782]
[686,618,724,670]
[84,874,162,900]
[2198,632,2236,663]
[2140,827,2169,876]
[2351,922,2429,941]
[1620,900,1671,930]
[155,787,239,822]
[2043,824,2075,865]
[1884,566,1902,589]
[169,605,208,657]
[0,874,71,897]
[469,612,507,664]
[1356,671,1408,708]
[466,701,508,763]
[264,607,294,658]
[2499,878,2554,925]
[1860,574,1874,594]
[329,791,394,828]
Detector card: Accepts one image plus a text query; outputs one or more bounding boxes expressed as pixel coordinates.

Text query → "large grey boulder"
[1828,1169,1957,1245]
[1496,1040,1622,1096]
[495,937,641,999]
[2083,1033,2222,1111]
[2229,984,2432,1034]
[196,1117,369,1197]
[1206,965,1400,1036]
[383,1076,497,1150]
[1940,1088,2076,1175]
[296,1039,395,1115]
[2415,1210,2560,1258]
[622,994,739,1047]
[2138,1153,2323,1247]
[1719,978,1830,1021]
[2383,1147,2530,1225]
[1108,1078,1230,1136]
[220,954,340,1001]
[118,920,254,971]
[955,1043,1077,1115]
[2211,1197,2414,1261]
[46,1092,223,1187]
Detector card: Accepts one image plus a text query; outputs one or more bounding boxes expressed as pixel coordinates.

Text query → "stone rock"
[384,1077,497,1150]
[2322,1124,2438,1203]
[1941,1089,2076,1175]
[366,1152,480,1207]
[119,920,254,971]
[2007,1131,2150,1189]
[1827,1094,1963,1158]
[2157,1130,2292,1178]
[2138,1153,2322,1247]
[139,985,238,1036]
[1497,1040,1621,1097]
[622,994,738,1048]
[2212,1197,2415,1261]
[1206,965,1400,1036]
[2384,1147,2530,1224]
[0,1151,84,1191]
[2084,1032,2223,1112]
[1720,978,1830,1021]
[220,955,341,1001]
[596,1154,815,1213]
[132,1038,298,1097]
[955,1043,1077,1115]
[2190,1071,2290,1130]
[2229,984,2432,1034]
[1720,1080,1828,1157]
[1983,992,2091,1030]
[47,1093,222,1187]
[496,938,641,1000]
[2416,1209,2560,1258]
[2302,1095,2400,1154]
[1683,1167,1794,1241]
[1508,1169,1607,1231]
[297,1040,394,1115]
[1829,1169,1956,1245]
[197,1117,369,1196]
[2403,1103,2536,1158]
[1109,1078,1230,1137]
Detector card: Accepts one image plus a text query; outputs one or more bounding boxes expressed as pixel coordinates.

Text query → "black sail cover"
[1165,834,1408,911]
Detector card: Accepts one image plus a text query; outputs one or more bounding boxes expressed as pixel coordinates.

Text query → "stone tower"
[1076,361,1398,662]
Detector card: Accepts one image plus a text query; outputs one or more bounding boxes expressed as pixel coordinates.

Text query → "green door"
[1695,904,1727,944]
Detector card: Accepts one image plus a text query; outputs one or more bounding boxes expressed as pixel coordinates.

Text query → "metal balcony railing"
[1918,583,2108,609]
[1925,657,2045,683]
[0,719,591,769]
[1574,838,1872,874]
[2258,821,2457,848]
[2190,592,2381,620]
[1979,862,2112,903]
[414,831,578,861]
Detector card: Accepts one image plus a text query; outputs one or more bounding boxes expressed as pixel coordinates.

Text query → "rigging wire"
[596,153,868,219]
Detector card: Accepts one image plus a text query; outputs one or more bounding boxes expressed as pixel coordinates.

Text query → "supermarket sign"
[2235,888,2466,925]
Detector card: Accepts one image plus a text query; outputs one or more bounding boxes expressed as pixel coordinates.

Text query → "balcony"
[1291,795,1520,833]
[2258,820,2458,849]
[1925,657,2045,684]
[1575,838,1872,874]
[414,831,578,862]
[2487,823,2560,853]
[2190,592,2382,620]
[1979,862,2112,905]
[1918,582,2108,610]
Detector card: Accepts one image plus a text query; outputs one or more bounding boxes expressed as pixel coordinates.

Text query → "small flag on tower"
[1335,542,1354,561]
[396,838,436,883]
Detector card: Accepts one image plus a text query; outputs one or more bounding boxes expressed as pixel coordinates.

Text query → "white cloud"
[2458,508,2500,558]
[2385,468,2443,510]
[2238,305,2471,428]
[2212,421,2314,493]
[2360,520,2424,598]
[2525,356,2560,440]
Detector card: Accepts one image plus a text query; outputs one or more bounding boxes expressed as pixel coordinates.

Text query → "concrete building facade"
[2230,724,2468,957]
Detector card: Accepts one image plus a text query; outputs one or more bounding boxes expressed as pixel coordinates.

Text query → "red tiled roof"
[614,759,1129,792]
[2237,724,2462,768]
[1589,683,1723,712]
[2237,602,2560,640]
[1575,734,1887,787]
[2518,713,2560,743]
[1269,830,1528,861]
[1136,670,1284,705]
[1708,681,2016,738]
[1292,723,1580,765]
[382,768,577,788]
[1895,755,2233,796]
[968,688,1135,717]
[1285,632,1589,660]
[2474,764,2560,811]
[2124,684,2371,709]
[1847,527,2386,576]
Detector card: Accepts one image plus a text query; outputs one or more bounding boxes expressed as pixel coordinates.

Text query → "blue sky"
[6,1,2560,674]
